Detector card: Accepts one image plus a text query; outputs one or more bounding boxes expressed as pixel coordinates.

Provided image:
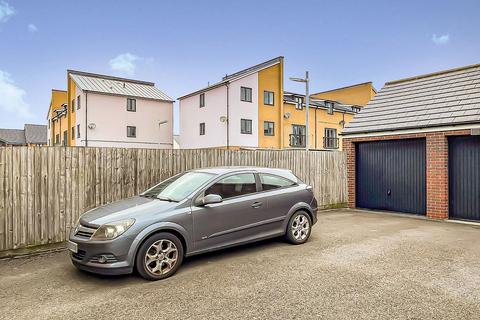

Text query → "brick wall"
[344,129,471,219]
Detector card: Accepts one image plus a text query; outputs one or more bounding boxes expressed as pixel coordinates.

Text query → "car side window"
[260,174,296,191]
[205,173,257,200]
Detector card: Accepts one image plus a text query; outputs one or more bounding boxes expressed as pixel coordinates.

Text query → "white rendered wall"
[227,72,258,148]
[179,85,227,149]
[76,91,173,149]
[179,72,259,149]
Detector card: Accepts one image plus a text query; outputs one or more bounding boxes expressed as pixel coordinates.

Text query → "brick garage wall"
[344,129,471,219]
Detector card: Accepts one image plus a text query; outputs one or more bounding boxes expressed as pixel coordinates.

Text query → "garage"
[355,139,426,215]
[343,63,480,219]
[449,136,480,221]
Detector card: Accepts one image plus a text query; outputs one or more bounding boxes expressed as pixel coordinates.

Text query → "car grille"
[72,250,86,261]
[75,225,97,239]
[90,254,118,264]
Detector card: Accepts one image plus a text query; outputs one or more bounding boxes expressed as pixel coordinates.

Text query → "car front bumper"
[68,233,136,275]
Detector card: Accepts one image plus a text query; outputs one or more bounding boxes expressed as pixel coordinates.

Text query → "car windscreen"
[140,171,215,202]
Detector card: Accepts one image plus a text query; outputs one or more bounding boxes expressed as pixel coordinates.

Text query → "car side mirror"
[196,194,223,206]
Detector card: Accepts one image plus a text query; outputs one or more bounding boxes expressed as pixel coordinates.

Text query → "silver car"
[68,167,318,280]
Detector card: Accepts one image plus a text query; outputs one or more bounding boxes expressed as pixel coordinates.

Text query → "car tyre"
[285,211,312,245]
[136,232,184,281]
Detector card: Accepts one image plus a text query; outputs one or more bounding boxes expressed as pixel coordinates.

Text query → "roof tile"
[343,64,480,134]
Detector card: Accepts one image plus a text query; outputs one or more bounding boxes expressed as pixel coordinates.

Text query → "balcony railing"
[323,137,339,149]
[289,134,306,148]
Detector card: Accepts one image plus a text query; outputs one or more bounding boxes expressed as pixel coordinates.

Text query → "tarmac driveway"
[1,209,479,320]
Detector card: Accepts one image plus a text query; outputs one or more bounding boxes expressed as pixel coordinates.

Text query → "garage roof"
[343,63,480,135]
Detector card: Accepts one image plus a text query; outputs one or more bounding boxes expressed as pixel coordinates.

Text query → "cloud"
[0,70,33,119]
[432,34,450,45]
[109,53,141,76]
[28,23,37,32]
[0,1,15,23]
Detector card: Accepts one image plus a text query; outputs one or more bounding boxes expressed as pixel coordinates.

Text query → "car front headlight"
[73,217,81,234]
[91,219,135,240]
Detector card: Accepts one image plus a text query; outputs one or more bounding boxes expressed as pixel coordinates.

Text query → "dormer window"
[326,101,334,115]
[295,97,303,110]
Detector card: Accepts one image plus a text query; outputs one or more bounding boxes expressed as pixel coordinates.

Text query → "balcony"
[289,134,306,148]
[323,137,339,149]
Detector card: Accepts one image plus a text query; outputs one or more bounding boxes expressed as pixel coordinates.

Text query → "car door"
[257,173,301,232]
[191,172,265,253]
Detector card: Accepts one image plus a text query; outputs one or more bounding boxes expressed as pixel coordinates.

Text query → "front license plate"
[67,240,78,253]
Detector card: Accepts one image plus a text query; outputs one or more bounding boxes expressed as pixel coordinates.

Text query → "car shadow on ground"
[68,236,292,284]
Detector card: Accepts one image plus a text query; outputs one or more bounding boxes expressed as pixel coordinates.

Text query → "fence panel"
[0,146,347,252]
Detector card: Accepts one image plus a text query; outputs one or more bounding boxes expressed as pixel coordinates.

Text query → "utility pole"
[290,71,310,151]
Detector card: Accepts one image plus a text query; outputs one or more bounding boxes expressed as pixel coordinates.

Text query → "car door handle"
[251,201,263,208]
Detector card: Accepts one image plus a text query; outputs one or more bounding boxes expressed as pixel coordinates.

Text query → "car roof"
[192,166,298,180]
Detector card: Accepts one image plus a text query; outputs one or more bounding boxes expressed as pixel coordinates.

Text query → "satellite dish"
[88,123,96,129]
[219,116,228,123]
[284,112,291,119]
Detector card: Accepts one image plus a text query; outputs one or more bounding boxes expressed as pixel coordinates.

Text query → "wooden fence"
[0,147,347,252]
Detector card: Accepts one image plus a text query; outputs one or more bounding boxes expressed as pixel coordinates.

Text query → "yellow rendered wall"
[67,76,77,146]
[311,82,376,106]
[47,90,67,146]
[257,60,283,148]
[282,103,354,151]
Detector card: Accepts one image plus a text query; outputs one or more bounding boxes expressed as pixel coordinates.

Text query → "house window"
[241,119,252,134]
[295,97,303,110]
[127,126,136,138]
[71,126,75,140]
[71,99,75,113]
[264,121,275,136]
[324,128,338,149]
[264,91,274,105]
[127,98,136,112]
[55,134,60,145]
[240,87,252,102]
[48,139,50,146]
[199,122,205,135]
[290,124,306,148]
[63,131,67,146]
[48,120,50,129]
[77,124,80,138]
[199,93,205,108]
[325,101,334,115]
[77,96,81,110]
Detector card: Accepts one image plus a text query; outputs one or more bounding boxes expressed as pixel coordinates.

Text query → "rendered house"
[47,70,174,149]
[47,89,68,146]
[283,86,372,150]
[178,57,375,150]
[343,63,480,221]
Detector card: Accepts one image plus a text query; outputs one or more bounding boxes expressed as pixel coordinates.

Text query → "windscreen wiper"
[157,196,178,202]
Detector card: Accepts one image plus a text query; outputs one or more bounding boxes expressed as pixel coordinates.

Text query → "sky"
[0,0,479,134]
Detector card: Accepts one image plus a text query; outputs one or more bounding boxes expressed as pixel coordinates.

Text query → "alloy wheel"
[291,214,310,241]
[144,239,179,275]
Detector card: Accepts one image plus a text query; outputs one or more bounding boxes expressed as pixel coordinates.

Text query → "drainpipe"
[85,92,88,147]
[314,107,317,149]
[59,115,62,146]
[225,83,230,150]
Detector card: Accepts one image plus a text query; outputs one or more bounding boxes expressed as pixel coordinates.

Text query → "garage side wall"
[344,129,471,219]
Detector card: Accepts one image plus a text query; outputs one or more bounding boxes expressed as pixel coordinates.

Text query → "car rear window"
[259,174,296,191]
